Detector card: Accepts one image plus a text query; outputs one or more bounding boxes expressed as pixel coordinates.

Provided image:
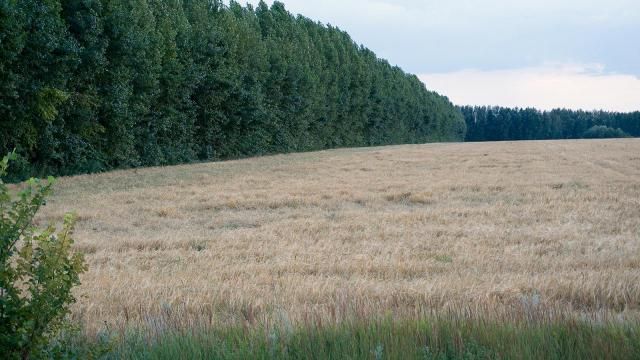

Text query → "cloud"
[419,64,640,112]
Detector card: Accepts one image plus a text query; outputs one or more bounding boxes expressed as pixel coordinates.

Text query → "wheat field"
[36,139,640,334]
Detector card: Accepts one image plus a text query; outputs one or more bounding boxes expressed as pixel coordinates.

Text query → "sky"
[243,0,640,112]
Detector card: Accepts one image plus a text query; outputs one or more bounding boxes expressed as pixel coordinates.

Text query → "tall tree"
[3,0,467,181]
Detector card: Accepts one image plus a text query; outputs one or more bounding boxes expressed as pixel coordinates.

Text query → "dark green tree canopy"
[0,0,465,181]
[460,106,639,142]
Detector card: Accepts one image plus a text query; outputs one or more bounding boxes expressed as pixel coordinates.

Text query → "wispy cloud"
[419,64,640,112]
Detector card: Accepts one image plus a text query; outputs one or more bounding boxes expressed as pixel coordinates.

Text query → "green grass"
[52,316,640,359]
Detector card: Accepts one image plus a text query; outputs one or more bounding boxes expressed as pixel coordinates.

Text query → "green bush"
[0,151,86,359]
[582,125,630,139]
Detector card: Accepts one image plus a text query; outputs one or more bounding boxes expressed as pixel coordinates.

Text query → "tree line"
[460,106,640,142]
[0,0,465,181]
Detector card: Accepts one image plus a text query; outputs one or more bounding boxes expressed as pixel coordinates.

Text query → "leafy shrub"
[0,151,86,359]
[582,125,630,139]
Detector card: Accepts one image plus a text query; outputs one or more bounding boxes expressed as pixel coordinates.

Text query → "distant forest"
[0,0,465,181]
[460,106,640,142]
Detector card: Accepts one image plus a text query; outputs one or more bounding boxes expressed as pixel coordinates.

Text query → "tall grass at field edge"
[59,316,640,359]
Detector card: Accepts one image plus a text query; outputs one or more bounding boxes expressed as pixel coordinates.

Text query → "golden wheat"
[35,139,640,334]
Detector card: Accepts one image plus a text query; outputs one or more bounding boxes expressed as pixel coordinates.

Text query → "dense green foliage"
[0,152,86,359]
[0,0,465,181]
[461,106,639,142]
[582,125,630,139]
[50,317,640,359]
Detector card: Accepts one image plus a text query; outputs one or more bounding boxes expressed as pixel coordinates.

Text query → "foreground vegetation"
[57,316,640,359]
[2,139,638,357]
[1,152,86,359]
[0,0,464,181]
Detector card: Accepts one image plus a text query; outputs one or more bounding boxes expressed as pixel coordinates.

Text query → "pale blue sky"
[244,1,640,111]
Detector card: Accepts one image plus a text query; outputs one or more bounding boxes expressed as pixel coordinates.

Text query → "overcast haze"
[244,0,640,111]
